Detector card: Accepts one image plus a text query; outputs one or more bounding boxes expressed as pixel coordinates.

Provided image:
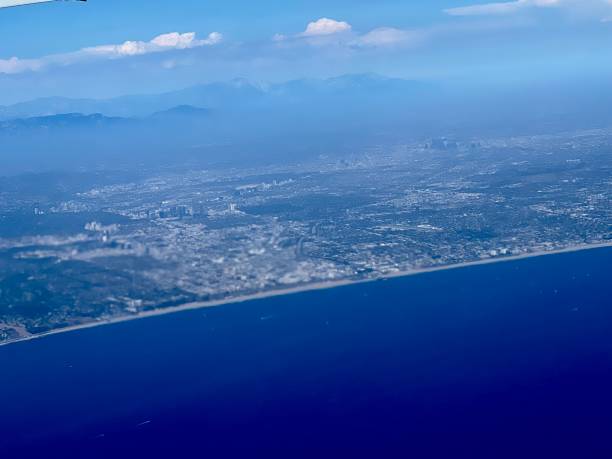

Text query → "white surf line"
[1,242,611,349]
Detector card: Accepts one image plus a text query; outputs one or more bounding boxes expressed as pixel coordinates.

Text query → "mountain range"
[0,74,425,121]
[1,73,611,175]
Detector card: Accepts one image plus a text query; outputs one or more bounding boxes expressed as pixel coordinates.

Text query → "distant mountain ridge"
[149,105,212,119]
[2,73,610,176]
[0,104,221,136]
[0,74,424,121]
[0,113,126,131]
[0,74,431,176]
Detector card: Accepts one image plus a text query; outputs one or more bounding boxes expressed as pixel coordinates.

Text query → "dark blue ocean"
[1,247,612,458]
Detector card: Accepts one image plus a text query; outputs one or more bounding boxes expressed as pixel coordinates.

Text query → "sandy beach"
[2,242,611,348]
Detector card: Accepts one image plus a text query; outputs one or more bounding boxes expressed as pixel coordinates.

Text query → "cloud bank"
[445,0,612,17]
[0,31,222,74]
[300,18,352,37]
[275,18,419,49]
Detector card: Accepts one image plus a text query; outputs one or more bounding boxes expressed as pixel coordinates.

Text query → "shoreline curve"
[1,242,611,349]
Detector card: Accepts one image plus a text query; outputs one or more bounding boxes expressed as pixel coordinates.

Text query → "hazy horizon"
[1,1,612,104]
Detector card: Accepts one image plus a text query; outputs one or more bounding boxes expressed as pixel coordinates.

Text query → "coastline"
[2,242,611,349]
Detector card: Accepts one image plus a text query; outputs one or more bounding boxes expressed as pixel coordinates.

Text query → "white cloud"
[445,0,560,16]
[354,28,419,47]
[0,31,222,75]
[605,0,612,20]
[445,0,612,16]
[0,56,41,74]
[275,18,418,50]
[300,18,352,37]
[82,32,222,58]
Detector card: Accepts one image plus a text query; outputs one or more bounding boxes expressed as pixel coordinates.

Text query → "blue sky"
[0,0,477,56]
[0,0,611,103]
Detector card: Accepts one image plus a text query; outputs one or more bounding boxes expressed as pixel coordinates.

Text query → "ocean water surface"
[1,247,611,458]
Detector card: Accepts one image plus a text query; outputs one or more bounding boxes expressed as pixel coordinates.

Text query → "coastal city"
[0,128,610,343]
